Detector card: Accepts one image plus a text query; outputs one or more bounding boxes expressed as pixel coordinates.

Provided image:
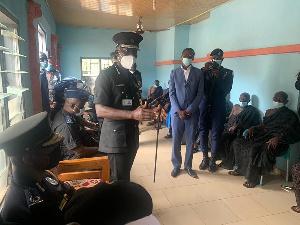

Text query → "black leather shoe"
[171,168,181,178]
[199,157,209,170]
[185,168,198,179]
[208,157,217,173]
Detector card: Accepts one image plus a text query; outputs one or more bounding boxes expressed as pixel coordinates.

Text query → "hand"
[184,110,192,119]
[204,61,211,71]
[153,104,168,121]
[131,102,155,121]
[212,68,219,78]
[245,127,255,139]
[266,137,279,150]
[229,125,237,132]
[177,110,187,120]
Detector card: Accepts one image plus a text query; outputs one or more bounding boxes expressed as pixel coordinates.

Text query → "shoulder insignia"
[65,115,73,124]
[45,177,59,186]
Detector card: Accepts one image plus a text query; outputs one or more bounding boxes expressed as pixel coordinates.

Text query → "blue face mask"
[40,62,47,70]
[239,102,248,107]
[46,63,52,71]
[182,58,193,67]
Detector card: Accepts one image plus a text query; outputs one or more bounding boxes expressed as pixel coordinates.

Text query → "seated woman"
[291,161,300,213]
[218,92,260,169]
[229,91,300,188]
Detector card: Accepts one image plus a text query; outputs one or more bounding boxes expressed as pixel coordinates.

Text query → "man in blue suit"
[169,48,204,178]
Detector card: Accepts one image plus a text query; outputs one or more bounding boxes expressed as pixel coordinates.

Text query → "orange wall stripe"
[155,44,300,66]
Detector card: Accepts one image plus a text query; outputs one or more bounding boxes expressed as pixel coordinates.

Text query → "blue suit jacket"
[169,65,204,116]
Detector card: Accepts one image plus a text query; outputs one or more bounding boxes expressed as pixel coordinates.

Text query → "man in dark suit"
[169,48,204,178]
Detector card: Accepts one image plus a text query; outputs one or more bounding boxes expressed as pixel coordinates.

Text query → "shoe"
[164,134,172,139]
[147,122,154,126]
[199,157,209,170]
[185,168,198,179]
[171,168,181,178]
[181,141,186,145]
[208,156,217,173]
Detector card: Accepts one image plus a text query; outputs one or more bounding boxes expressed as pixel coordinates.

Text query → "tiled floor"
[131,125,300,225]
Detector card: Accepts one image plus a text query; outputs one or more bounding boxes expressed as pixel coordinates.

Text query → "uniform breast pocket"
[102,122,127,148]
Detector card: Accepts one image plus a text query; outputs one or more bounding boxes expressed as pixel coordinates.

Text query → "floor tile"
[148,189,172,210]
[140,173,175,191]
[223,196,272,220]
[224,218,266,225]
[260,211,300,225]
[131,164,151,178]
[191,182,233,201]
[162,186,203,207]
[249,191,294,213]
[192,200,241,225]
[157,205,205,225]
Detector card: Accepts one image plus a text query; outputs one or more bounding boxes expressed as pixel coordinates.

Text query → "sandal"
[228,171,241,176]
[243,181,256,188]
[147,122,154,126]
[291,206,300,213]
[164,134,172,139]
[281,185,294,192]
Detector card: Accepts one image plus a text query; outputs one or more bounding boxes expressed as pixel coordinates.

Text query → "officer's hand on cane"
[153,104,168,121]
[131,101,155,121]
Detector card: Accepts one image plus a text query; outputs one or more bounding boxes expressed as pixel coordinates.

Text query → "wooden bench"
[56,156,110,188]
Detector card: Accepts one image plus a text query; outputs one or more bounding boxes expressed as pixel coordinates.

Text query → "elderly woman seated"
[218,92,260,169]
[229,91,300,188]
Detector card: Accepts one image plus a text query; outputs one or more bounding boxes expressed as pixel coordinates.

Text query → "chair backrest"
[57,156,110,183]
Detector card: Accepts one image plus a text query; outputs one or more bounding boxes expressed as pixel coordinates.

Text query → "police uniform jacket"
[94,65,139,154]
[201,66,233,112]
[1,172,74,225]
[51,109,95,160]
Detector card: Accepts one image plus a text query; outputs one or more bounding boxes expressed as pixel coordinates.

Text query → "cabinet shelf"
[6,86,29,95]
[0,23,7,29]
[0,46,9,51]
[0,93,13,100]
[1,30,25,41]
[0,70,28,74]
[3,51,26,57]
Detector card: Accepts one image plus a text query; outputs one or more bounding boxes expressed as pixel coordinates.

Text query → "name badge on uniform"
[122,99,132,106]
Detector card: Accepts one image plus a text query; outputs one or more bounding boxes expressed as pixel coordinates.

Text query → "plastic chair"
[259,147,290,186]
[242,129,290,186]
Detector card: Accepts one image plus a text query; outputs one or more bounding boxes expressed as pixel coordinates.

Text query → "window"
[38,23,46,55]
[81,57,113,94]
[0,11,27,207]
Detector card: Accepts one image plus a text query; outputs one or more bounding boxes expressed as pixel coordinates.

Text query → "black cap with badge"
[0,112,64,156]
[112,32,143,49]
[65,88,90,102]
[210,48,224,57]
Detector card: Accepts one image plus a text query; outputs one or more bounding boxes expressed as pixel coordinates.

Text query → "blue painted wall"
[190,0,300,170]
[57,25,156,99]
[0,0,56,117]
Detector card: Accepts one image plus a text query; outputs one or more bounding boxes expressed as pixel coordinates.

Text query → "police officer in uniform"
[0,112,75,225]
[94,32,159,182]
[51,88,104,160]
[0,112,155,225]
[199,48,234,172]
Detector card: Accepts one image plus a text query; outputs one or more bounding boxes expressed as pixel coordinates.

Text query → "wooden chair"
[56,156,110,188]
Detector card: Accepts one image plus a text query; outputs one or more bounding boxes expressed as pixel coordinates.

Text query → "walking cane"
[153,107,162,183]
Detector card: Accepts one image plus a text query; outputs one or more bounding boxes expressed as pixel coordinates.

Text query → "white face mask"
[76,108,85,116]
[212,59,222,66]
[120,55,136,70]
[273,101,284,108]
[182,58,193,67]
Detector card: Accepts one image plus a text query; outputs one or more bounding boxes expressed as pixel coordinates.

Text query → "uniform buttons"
[122,92,124,94]
[113,129,116,132]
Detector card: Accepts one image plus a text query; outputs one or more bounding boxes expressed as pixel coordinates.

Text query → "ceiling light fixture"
[153,0,156,10]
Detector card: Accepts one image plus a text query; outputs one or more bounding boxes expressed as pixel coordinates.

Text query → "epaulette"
[65,115,73,124]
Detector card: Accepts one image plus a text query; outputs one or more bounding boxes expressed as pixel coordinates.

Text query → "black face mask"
[46,145,62,169]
